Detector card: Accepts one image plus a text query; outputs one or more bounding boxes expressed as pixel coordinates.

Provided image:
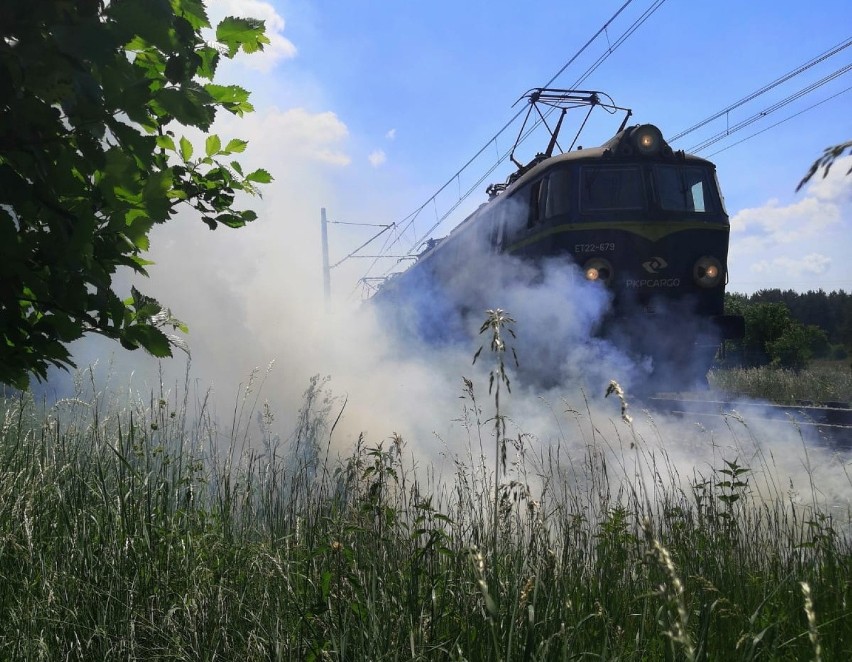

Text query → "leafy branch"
[0,0,272,388]
[797,140,852,191]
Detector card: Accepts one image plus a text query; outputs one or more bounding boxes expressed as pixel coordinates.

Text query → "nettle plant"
[0,0,271,388]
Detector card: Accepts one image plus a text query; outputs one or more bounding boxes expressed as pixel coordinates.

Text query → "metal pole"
[321,207,331,307]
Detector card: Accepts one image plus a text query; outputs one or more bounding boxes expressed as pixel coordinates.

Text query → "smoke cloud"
[38,98,850,515]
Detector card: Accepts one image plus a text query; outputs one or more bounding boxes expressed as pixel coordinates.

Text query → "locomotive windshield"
[576,163,721,216]
[653,165,716,213]
[581,166,644,211]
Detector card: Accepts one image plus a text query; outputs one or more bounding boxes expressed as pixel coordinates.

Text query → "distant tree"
[0,0,272,389]
[802,324,830,360]
[765,323,831,370]
[797,140,852,191]
[790,290,832,337]
[767,324,811,370]
[730,290,852,356]
[724,291,748,316]
[838,305,852,350]
[742,302,792,364]
[750,288,784,305]
[728,298,833,369]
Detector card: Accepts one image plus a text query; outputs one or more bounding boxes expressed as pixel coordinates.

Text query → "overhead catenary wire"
[330,223,396,270]
[705,85,852,158]
[346,1,646,293]
[390,0,671,268]
[397,29,851,264]
[329,220,393,227]
[351,0,676,295]
[687,63,852,153]
[669,37,852,143]
[350,11,848,299]
[390,1,671,259]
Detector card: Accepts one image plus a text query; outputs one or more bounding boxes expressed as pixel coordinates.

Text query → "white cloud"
[807,156,852,203]
[730,196,841,244]
[385,129,397,141]
[726,158,851,292]
[751,253,832,276]
[208,0,297,71]
[368,149,387,167]
[222,107,351,166]
[730,156,851,247]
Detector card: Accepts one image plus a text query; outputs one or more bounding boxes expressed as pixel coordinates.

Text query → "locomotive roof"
[502,125,716,196]
[416,124,717,257]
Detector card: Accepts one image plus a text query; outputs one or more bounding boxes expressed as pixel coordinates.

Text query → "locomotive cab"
[492,121,744,386]
[373,90,744,389]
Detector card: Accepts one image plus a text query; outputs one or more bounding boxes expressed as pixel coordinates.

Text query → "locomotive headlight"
[583,258,613,284]
[693,256,723,288]
[632,124,663,155]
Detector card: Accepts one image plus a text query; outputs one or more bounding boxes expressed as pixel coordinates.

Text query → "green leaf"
[214,213,245,228]
[108,0,175,50]
[215,17,270,58]
[44,315,84,343]
[204,83,253,116]
[122,324,173,357]
[156,134,177,152]
[152,86,215,129]
[164,55,187,83]
[124,210,154,251]
[174,0,211,30]
[179,136,193,161]
[124,254,154,276]
[196,46,221,80]
[205,134,222,157]
[129,286,163,320]
[141,169,175,222]
[224,138,248,154]
[245,168,272,184]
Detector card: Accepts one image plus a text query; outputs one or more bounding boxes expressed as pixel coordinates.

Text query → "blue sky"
[202,0,852,298]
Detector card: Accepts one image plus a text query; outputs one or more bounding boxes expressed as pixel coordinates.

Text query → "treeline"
[724,289,852,369]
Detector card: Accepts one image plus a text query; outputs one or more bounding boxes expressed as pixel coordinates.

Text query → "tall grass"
[0,366,850,660]
[709,361,852,405]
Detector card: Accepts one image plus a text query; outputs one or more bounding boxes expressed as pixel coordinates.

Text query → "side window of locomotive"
[580,166,644,211]
[527,177,548,227]
[713,172,728,214]
[654,165,715,213]
[545,167,572,218]
[501,190,529,242]
[487,200,507,251]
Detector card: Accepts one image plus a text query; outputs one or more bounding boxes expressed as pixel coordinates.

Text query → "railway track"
[646,396,852,449]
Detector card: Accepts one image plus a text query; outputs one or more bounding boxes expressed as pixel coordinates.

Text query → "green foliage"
[0,0,272,388]
[767,323,812,370]
[724,295,836,370]
[797,139,852,191]
[728,289,852,352]
[744,303,792,357]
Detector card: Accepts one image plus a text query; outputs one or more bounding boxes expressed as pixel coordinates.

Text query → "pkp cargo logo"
[642,257,668,274]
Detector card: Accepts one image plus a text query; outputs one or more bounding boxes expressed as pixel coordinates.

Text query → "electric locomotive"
[374,90,744,386]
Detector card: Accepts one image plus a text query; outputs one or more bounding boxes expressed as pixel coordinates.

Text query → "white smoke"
[33,79,850,517]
